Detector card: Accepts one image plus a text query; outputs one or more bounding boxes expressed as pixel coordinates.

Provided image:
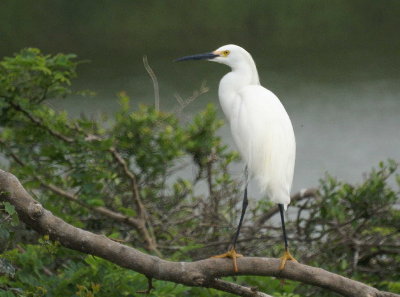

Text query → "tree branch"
[109,146,160,256]
[0,169,398,297]
[108,147,146,219]
[208,279,274,297]
[9,102,74,143]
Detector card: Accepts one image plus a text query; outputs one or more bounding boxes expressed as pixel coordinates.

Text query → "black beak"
[174,52,219,62]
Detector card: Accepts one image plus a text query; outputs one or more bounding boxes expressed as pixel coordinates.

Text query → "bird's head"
[175,44,251,68]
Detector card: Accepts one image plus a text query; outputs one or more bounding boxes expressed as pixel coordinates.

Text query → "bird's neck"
[218,61,260,120]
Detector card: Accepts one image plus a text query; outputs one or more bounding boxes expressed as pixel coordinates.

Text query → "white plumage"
[176,44,298,271]
[213,44,296,208]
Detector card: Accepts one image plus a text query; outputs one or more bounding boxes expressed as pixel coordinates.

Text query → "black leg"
[231,167,249,249]
[212,168,249,273]
[232,183,248,249]
[278,203,297,269]
[278,204,288,251]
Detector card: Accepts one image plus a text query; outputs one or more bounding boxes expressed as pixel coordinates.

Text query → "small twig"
[42,266,54,276]
[253,188,318,228]
[173,81,209,113]
[352,245,360,272]
[0,214,11,224]
[209,279,274,297]
[136,276,155,294]
[199,235,276,249]
[108,147,148,221]
[109,147,160,256]
[143,55,160,112]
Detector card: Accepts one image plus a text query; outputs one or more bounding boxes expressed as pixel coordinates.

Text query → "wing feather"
[230,85,296,205]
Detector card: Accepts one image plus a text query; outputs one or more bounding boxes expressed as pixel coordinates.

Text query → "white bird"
[176,44,296,272]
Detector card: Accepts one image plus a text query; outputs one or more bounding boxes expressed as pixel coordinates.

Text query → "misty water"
[3,1,400,197]
[50,52,400,196]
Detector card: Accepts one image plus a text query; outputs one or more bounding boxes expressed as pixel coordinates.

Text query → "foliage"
[0,202,19,250]
[291,161,400,296]
[0,49,399,296]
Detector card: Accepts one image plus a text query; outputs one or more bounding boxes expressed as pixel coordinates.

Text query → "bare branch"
[1,169,398,297]
[173,81,209,113]
[143,55,160,112]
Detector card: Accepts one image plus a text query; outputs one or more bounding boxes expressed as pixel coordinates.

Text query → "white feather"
[213,45,296,207]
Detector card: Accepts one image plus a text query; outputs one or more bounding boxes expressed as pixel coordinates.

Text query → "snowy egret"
[176,44,296,272]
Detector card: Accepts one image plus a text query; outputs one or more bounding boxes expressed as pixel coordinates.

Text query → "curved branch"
[142,55,160,112]
[0,169,398,297]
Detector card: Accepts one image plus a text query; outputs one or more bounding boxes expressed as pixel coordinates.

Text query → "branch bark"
[0,169,398,297]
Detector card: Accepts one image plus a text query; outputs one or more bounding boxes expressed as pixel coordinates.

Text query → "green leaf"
[3,202,15,215]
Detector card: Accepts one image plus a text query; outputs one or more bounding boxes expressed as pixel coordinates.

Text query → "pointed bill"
[174,52,219,62]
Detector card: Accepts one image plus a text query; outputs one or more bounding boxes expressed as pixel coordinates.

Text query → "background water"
[1,0,399,193]
[51,58,400,193]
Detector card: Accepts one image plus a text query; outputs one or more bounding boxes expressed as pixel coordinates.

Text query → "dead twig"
[143,55,160,112]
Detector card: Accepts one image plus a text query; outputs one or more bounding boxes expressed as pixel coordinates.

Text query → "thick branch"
[0,170,398,297]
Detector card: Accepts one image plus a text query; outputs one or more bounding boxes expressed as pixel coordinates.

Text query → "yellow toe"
[212,248,243,272]
[279,250,297,270]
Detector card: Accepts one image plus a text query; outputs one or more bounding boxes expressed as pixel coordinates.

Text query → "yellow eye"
[222,50,230,57]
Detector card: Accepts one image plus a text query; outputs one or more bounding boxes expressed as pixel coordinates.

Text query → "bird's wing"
[231,85,296,204]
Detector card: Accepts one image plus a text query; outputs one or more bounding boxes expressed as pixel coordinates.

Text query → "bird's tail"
[263,181,291,208]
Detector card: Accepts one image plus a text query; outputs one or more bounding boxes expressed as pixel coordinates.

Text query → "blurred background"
[1,0,399,192]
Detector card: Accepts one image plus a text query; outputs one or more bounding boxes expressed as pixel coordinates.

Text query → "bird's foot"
[212,248,243,272]
[279,249,297,270]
